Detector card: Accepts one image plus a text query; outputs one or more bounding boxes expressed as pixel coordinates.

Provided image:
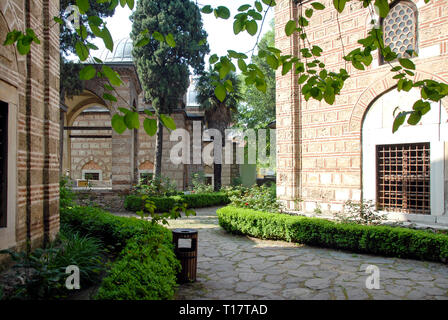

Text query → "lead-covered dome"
[96,37,133,64]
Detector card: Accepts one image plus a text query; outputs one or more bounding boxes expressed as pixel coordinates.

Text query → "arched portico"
[360,77,448,220]
[348,70,448,133]
[61,53,142,190]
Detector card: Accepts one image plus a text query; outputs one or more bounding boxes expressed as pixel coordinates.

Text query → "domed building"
[96,37,134,64]
[61,37,239,207]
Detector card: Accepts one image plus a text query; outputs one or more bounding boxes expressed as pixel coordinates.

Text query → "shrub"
[216,206,448,264]
[60,177,75,209]
[131,175,181,197]
[191,172,214,194]
[336,200,387,225]
[222,185,283,213]
[95,233,179,300]
[124,192,230,213]
[61,205,180,300]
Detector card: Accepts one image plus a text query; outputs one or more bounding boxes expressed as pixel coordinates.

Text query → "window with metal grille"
[140,172,153,184]
[84,172,100,181]
[376,143,430,214]
[0,101,8,227]
[380,1,417,64]
[205,176,213,186]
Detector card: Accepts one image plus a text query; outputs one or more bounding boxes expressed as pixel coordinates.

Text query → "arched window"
[381,1,417,63]
[81,161,102,181]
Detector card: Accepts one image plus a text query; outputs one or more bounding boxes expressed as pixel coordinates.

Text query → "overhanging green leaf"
[143,118,157,136]
[215,83,226,102]
[160,114,176,130]
[111,114,126,134]
[79,65,97,80]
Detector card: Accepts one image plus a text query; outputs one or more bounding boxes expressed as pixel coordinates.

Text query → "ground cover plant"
[0,226,104,300]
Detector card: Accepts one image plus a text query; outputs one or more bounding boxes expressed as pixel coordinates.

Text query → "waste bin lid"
[172,228,198,235]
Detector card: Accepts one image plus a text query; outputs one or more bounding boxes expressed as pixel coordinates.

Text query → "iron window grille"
[140,172,153,184]
[84,172,100,181]
[376,143,430,215]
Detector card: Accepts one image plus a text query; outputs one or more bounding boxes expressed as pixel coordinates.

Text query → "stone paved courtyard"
[162,207,448,300]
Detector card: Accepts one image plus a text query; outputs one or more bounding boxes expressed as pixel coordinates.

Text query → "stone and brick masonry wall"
[0,0,60,256]
[70,112,112,184]
[275,0,448,212]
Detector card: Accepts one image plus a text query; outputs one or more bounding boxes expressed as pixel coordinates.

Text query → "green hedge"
[217,206,448,264]
[61,206,180,300]
[124,192,230,213]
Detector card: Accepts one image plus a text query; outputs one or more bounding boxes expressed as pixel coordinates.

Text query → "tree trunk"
[154,117,163,185]
[208,120,226,192]
[214,162,222,191]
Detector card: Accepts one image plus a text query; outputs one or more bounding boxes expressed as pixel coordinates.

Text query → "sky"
[91,0,274,65]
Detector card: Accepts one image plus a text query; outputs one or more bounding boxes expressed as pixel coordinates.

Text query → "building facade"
[275,0,448,224]
[63,38,239,192]
[0,0,60,256]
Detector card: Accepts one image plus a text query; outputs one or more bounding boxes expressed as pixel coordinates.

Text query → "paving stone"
[158,207,448,301]
[394,279,415,286]
[252,261,278,271]
[417,286,447,296]
[303,259,321,266]
[239,272,264,282]
[304,278,332,290]
[247,287,269,296]
[235,281,256,293]
[260,282,283,290]
[282,288,313,299]
[265,275,285,284]
[329,287,348,300]
[406,289,428,299]
[257,251,280,257]
[309,292,332,300]
[287,270,316,282]
[267,255,289,261]
[384,285,412,296]
[315,271,339,279]
[244,257,266,266]
[345,288,370,300]
[408,273,435,281]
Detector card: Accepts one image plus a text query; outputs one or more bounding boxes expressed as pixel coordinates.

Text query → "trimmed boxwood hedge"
[217,206,448,264]
[124,192,230,213]
[61,205,180,300]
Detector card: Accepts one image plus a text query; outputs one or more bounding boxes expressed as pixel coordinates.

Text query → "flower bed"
[217,206,448,264]
[124,192,230,213]
[61,205,180,300]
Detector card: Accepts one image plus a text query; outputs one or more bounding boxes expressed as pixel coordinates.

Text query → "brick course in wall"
[0,0,60,258]
[275,0,448,213]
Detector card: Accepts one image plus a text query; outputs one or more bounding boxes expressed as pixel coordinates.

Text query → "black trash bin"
[172,228,198,283]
